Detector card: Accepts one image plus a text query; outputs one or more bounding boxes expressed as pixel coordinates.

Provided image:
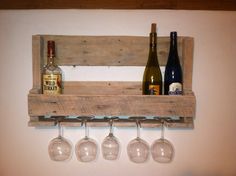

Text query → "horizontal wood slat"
[28,94,196,117]
[63,81,142,95]
[38,35,184,67]
[1,0,236,10]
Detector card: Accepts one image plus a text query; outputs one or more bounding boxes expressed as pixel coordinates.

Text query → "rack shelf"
[28,35,196,128]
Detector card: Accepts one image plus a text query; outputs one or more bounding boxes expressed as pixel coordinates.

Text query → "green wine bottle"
[142,23,162,95]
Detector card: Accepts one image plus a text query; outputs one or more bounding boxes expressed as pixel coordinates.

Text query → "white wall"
[0,10,236,176]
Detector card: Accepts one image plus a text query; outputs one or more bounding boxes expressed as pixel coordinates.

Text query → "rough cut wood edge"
[1,0,236,10]
[28,117,193,128]
[28,94,196,117]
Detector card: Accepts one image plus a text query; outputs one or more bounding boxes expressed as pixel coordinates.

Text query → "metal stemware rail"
[29,116,193,128]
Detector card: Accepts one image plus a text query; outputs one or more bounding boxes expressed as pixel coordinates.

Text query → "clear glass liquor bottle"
[42,40,63,94]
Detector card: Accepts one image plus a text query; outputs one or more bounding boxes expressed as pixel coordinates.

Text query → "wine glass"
[101,117,120,160]
[48,117,72,162]
[127,116,150,163]
[151,118,174,163]
[75,116,98,162]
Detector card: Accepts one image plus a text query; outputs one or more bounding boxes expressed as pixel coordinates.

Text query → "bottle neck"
[169,32,178,57]
[147,32,158,66]
[149,32,157,52]
[47,56,55,65]
[47,41,56,65]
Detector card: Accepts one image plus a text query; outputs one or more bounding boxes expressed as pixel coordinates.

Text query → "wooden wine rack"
[28,35,195,128]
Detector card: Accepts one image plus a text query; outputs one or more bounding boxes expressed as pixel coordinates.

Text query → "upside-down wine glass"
[101,117,120,160]
[75,116,98,162]
[48,117,73,162]
[151,117,174,163]
[127,116,150,163]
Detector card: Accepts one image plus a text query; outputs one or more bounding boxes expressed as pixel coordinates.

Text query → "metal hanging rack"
[29,116,193,128]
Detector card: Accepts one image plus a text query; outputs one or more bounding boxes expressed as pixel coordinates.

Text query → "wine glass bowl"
[48,117,72,162]
[48,136,73,161]
[151,138,174,163]
[102,133,120,160]
[75,137,98,162]
[75,116,98,162]
[127,116,150,163]
[101,117,120,160]
[127,137,149,163]
[151,118,175,163]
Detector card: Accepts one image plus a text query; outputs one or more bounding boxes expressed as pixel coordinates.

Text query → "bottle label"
[43,74,62,94]
[169,83,182,95]
[149,85,160,95]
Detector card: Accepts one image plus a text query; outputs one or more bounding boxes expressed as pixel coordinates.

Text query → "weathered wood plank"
[182,37,194,91]
[28,94,196,117]
[63,81,193,95]
[63,81,142,95]
[37,35,183,67]
[32,35,44,92]
[1,0,236,10]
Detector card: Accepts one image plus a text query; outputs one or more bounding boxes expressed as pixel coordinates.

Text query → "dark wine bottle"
[164,32,183,95]
[142,23,162,95]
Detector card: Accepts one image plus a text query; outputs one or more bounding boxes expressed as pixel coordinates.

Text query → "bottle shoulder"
[143,66,162,80]
[147,52,159,66]
[43,64,62,74]
[166,54,181,65]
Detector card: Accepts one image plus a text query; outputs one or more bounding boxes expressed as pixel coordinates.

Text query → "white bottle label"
[169,82,182,95]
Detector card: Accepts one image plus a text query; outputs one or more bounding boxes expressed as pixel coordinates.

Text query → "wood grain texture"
[28,94,196,117]
[182,37,194,91]
[63,81,194,95]
[32,35,43,92]
[37,35,183,67]
[63,81,142,95]
[1,0,236,10]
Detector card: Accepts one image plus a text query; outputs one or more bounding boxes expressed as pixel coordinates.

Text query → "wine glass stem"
[85,121,89,138]
[161,121,165,139]
[58,121,62,137]
[109,120,113,135]
[136,120,140,138]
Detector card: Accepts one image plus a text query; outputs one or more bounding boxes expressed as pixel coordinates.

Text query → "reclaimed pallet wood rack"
[28,35,196,128]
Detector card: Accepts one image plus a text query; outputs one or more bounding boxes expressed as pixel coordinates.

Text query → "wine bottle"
[164,32,183,95]
[42,40,63,94]
[142,23,162,95]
